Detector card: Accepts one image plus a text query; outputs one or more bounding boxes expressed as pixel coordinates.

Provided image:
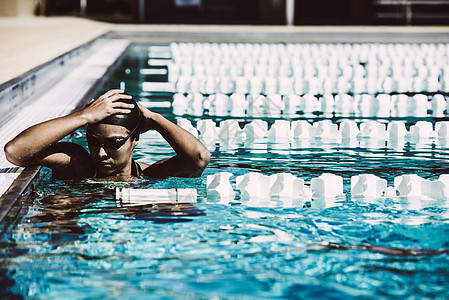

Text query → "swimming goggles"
[87,121,140,150]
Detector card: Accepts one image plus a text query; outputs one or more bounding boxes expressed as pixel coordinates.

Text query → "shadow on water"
[0,269,24,300]
[28,193,206,239]
[120,203,206,223]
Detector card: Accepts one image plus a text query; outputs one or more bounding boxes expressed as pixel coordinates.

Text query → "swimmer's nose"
[97,146,108,158]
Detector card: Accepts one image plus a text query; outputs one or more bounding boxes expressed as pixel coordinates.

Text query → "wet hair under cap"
[88,94,141,139]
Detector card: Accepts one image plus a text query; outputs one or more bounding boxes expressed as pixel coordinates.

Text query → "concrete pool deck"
[0,17,109,86]
[1,16,449,86]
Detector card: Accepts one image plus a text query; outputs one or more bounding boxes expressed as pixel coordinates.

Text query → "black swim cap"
[89,94,141,139]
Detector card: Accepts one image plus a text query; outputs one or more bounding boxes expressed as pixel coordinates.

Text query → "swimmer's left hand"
[137,103,158,132]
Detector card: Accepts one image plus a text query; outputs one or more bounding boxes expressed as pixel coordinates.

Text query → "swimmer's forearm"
[4,110,90,166]
[150,113,210,167]
[5,90,133,166]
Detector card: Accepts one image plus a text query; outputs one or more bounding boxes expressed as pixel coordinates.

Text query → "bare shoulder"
[136,161,150,170]
[138,158,170,178]
[139,156,205,178]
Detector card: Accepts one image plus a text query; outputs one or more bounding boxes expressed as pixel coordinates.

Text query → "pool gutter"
[0,166,40,232]
[0,31,112,127]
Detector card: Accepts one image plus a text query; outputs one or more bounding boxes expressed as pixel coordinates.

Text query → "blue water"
[1,43,449,299]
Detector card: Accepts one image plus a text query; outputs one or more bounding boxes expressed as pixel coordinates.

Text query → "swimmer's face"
[87,123,137,176]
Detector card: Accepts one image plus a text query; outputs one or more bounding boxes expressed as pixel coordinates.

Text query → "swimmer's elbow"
[200,148,211,167]
[195,147,211,175]
[4,141,26,166]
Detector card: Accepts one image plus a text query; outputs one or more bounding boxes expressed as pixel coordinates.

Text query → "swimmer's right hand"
[81,89,134,124]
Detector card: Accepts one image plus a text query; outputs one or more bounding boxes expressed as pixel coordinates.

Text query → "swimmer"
[4,89,210,180]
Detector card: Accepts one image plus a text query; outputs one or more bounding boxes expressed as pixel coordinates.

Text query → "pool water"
[1,43,449,299]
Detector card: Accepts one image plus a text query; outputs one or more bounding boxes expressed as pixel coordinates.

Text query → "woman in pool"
[4,89,210,180]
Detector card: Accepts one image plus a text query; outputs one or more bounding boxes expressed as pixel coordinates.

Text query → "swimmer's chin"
[93,163,137,181]
[96,166,116,175]
[95,166,127,180]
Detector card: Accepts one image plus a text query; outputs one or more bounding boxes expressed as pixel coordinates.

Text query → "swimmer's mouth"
[99,162,113,168]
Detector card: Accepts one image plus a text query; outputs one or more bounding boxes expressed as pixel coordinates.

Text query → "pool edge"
[0,33,131,229]
[0,166,40,225]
